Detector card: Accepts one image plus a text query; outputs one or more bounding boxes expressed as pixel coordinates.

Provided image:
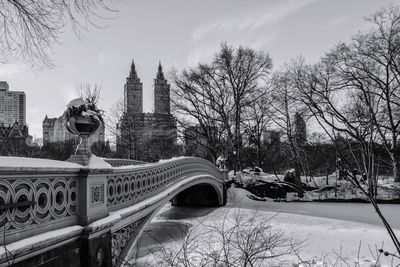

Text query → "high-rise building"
[117,60,177,160]
[0,81,26,127]
[294,112,307,147]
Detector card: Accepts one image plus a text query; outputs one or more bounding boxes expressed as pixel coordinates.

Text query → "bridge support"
[80,230,112,267]
[172,183,222,207]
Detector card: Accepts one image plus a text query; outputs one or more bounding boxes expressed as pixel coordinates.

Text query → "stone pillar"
[78,169,110,225]
[80,230,112,267]
[78,169,112,267]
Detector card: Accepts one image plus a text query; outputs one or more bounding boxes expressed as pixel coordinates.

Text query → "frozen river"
[227,189,400,229]
[132,188,400,266]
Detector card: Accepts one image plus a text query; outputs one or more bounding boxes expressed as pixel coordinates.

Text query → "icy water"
[230,198,400,229]
[130,188,400,266]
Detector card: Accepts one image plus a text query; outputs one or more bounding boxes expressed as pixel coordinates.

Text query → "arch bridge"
[0,156,227,267]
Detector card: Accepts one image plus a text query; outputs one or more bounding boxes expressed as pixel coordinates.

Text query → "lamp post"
[233,150,237,176]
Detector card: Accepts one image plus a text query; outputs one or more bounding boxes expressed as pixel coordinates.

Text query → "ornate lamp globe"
[64,98,103,165]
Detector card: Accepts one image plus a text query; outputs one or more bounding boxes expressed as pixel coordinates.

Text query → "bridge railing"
[0,163,82,245]
[0,156,225,246]
[107,157,224,211]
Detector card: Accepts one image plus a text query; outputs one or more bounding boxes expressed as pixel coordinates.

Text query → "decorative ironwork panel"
[106,157,224,210]
[0,175,78,235]
[107,161,185,209]
[111,214,151,266]
[91,183,104,206]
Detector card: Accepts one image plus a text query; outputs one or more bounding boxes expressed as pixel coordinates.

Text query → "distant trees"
[91,140,113,158]
[0,0,115,69]
[108,98,181,162]
[287,4,400,188]
[285,5,400,253]
[327,5,400,183]
[242,95,273,167]
[269,69,308,196]
[40,140,77,160]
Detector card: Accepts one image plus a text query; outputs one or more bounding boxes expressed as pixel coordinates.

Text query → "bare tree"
[76,82,102,107]
[313,5,400,183]
[0,0,116,69]
[146,211,302,267]
[107,99,141,160]
[108,98,179,161]
[242,94,274,167]
[172,43,272,169]
[270,69,307,197]
[290,50,400,256]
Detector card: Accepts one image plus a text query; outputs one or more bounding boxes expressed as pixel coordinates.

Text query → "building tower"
[154,62,170,115]
[0,81,26,127]
[124,60,143,114]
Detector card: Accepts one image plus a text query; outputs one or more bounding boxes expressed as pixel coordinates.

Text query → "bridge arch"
[110,173,226,265]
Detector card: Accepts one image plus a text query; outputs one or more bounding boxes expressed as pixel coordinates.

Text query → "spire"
[129,59,138,79]
[156,61,165,80]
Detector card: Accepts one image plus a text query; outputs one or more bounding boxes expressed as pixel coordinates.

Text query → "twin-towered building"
[41,60,176,159]
[117,61,177,159]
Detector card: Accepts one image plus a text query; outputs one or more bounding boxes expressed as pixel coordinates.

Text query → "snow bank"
[0,156,82,169]
[88,155,112,168]
[66,98,85,108]
[139,191,400,267]
[0,226,83,261]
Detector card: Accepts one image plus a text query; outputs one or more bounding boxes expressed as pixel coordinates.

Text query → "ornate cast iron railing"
[107,157,224,211]
[0,167,81,245]
[0,156,225,247]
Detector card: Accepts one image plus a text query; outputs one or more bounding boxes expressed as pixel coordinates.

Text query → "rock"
[283,169,296,183]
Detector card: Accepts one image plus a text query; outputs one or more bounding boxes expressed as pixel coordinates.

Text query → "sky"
[0,0,395,139]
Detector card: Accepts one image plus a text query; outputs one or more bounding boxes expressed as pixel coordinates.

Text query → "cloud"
[187,45,220,67]
[323,14,355,29]
[250,32,279,50]
[192,0,316,41]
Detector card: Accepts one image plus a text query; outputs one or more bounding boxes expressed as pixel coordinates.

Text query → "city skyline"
[0,0,393,139]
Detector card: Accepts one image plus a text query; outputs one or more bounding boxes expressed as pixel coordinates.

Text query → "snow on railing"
[104,158,147,167]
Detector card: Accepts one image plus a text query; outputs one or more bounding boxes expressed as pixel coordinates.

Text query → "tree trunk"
[390,150,400,183]
[325,165,329,186]
[295,161,304,198]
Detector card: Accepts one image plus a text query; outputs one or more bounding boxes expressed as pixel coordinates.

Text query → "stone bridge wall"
[0,156,227,267]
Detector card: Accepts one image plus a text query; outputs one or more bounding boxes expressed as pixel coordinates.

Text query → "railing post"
[78,168,110,225]
[78,168,113,267]
[80,230,112,267]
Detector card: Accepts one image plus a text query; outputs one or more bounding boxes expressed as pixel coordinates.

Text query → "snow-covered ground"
[132,188,400,266]
[236,170,400,201]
